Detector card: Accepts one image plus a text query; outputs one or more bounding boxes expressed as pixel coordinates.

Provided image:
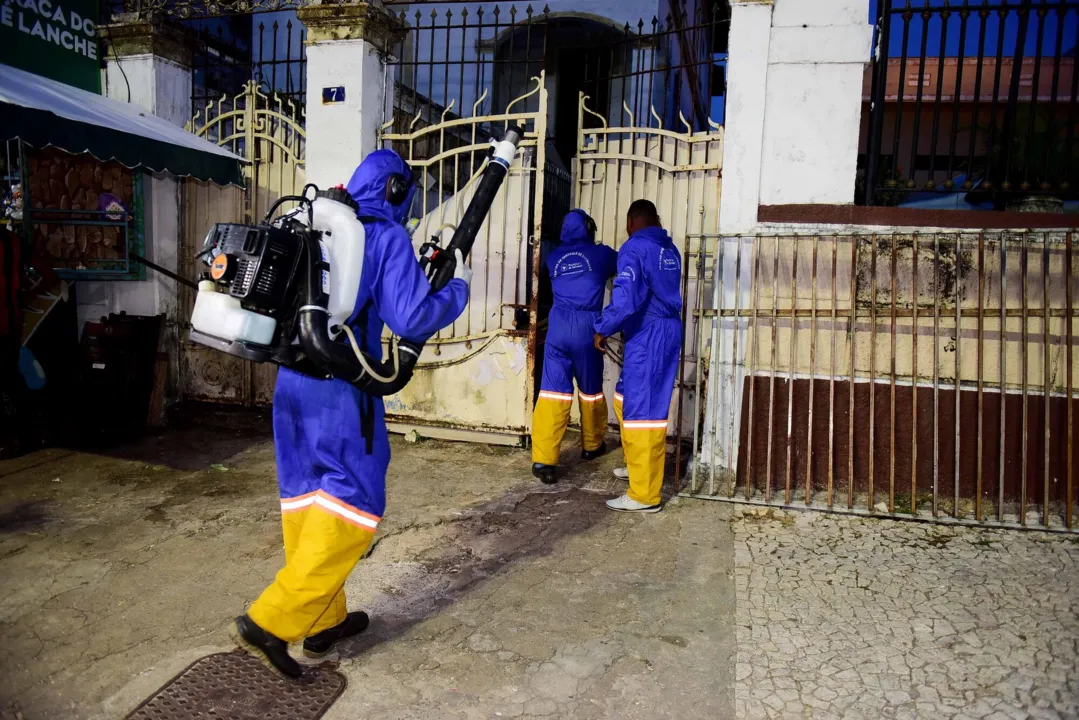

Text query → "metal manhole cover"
[125,651,346,720]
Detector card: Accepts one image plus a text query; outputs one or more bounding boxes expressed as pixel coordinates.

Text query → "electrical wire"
[100,22,131,103]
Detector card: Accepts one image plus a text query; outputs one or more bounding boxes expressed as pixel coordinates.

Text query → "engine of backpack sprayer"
[187,125,524,397]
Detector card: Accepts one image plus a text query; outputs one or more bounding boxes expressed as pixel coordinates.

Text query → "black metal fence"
[385,1,729,167]
[863,0,1079,210]
[578,1,730,133]
[190,16,307,116]
[99,2,307,117]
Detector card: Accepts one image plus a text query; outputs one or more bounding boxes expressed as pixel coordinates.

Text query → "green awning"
[0,63,243,186]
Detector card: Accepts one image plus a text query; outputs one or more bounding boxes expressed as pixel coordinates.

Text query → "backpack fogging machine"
[187,126,524,396]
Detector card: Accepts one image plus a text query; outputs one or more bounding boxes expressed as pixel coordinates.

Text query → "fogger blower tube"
[427,125,524,290]
[300,125,524,397]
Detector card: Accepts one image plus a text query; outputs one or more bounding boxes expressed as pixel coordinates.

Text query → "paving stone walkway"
[732,508,1079,720]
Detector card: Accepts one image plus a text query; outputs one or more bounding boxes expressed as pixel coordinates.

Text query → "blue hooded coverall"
[247,150,469,642]
[595,225,682,507]
[531,210,617,466]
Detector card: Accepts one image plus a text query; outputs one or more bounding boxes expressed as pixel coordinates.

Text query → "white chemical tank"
[310,195,366,337]
[191,279,277,345]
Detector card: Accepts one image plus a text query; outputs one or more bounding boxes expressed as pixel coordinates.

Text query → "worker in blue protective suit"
[232,149,472,678]
[593,199,682,513]
[531,209,617,484]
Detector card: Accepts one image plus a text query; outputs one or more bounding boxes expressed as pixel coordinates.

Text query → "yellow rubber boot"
[531,392,573,466]
[579,393,609,453]
[248,496,376,642]
[621,426,666,507]
[281,505,347,636]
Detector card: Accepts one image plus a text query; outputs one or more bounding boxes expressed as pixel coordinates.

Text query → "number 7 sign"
[322,86,346,104]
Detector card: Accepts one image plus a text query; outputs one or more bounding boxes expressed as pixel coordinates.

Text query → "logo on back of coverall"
[659,248,680,273]
[553,252,592,278]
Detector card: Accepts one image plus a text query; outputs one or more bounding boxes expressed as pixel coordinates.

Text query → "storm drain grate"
[125,651,346,720]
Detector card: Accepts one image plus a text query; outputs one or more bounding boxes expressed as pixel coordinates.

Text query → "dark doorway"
[492,15,626,166]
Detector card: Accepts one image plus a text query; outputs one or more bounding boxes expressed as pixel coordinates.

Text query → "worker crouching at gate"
[531,209,617,484]
[594,200,682,513]
[232,149,472,678]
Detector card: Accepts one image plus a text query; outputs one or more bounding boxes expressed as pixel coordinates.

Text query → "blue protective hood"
[559,209,596,246]
[345,149,417,223]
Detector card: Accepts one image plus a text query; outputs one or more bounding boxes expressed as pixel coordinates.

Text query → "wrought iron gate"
[378,2,729,442]
[573,94,724,448]
[685,230,1079,534]
[179,82,306,405]
[379,74,550,441]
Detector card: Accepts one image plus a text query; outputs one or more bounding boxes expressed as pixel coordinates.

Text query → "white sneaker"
[605,493,662,513]
[612,467,630,480]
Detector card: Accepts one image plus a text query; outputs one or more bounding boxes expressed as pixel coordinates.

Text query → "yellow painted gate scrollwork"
[379,76,550,444]
[574,95,724,451]
[179,81,306,406]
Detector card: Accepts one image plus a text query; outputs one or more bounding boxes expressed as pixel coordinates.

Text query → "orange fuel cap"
[210,254,230,280]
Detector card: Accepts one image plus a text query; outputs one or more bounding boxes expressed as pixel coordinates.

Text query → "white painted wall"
[758,3,873,206]
[79,55,190,332]
[71,52,191,404]
[717,1,773,235]
[719,0,872,234]
[304,39,390,190]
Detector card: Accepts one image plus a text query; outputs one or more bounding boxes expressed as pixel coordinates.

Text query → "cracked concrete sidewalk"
[0,411,735,719]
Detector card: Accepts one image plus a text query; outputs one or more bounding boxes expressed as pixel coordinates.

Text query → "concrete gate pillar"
[297,2,406,189]
[699,0,872,486]
[718,0,775,236]
[78,16,196,413]
[700,0,776,486]
[758,1,874,207]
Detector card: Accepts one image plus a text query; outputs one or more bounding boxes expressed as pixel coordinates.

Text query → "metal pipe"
[785,235,799,505]
[984,6,1009,194]
[977,231,986,521]
[999,233,1008,522]
[1023,4,1047,192]
[912,232,919,514]
[1042,232,1051,527]
[730,230,744,498]
[1021,232,1030,524]
[849,236,859,510]
[908,5,932,190]
[933,231,941,517]
[927,4,951,188]
[870,235,879,511]
[1000,1,1033,191]
[955,233,963,517]
[890,234,898,512]
[1042,3,1066,191]
[829,234,839,509]
[1067,231,1074,530]
[129,252,198,290]
[745,235,763,500]
[864,0,893,205]
[964,3,990,191]
[766,236,781,504]
[807,234,819,505]
[945,4,970,185]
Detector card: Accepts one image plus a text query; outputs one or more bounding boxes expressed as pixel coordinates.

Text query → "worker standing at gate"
[531,209,617,484]
[594,200,682,513]
[231,149,472,678]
